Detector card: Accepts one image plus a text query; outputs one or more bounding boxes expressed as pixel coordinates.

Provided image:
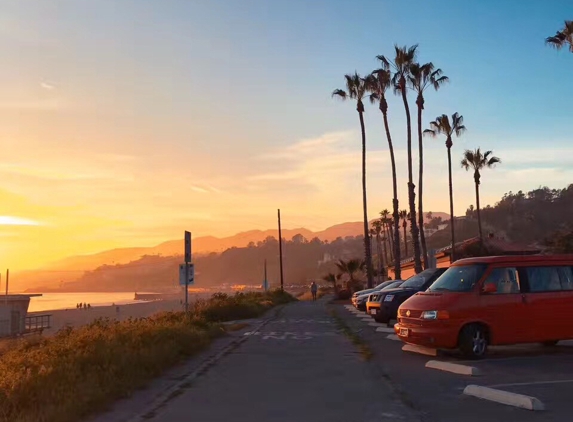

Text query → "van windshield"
[427,264,487,292]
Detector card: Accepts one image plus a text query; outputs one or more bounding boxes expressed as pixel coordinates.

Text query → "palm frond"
[423,128,436,137]
[432,75,449,90]
[332,89,347,99]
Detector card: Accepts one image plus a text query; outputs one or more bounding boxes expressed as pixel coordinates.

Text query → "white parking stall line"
[487,379,573,389]
[386,334,400,341]
[425,360,481,376]
[463,385,545,411]
[368,322,381,327]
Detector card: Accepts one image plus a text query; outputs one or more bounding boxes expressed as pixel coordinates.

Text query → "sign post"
[184,231,191,313]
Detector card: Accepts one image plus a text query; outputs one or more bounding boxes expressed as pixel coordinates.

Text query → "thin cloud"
[190,185,209,193]
[0,216,41,226]
[40,82,55,90]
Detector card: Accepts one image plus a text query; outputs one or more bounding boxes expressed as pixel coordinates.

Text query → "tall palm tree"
[332,73,374,288]
[461,148,501,241]
[380,210,394,261]
[335,258,363,292]
[370,221,383,283]
[424,113,466,262]
[378,45,422,273]
[368,69,401,280]
[399,210,409,257]
[409,62,449,269]
[546,20,573,52]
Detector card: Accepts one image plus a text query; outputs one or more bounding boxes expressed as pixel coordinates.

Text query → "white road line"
[487,379,573,388]
[386,334,400,341]
[425,360,481,376]
[463,385,544,411]
[376,326,395,333]
[368,322,381,327]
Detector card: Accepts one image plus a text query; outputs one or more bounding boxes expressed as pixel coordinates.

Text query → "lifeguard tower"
[0,294,51,337]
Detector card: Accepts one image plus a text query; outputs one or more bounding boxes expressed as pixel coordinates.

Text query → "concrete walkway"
[142,299,418,422]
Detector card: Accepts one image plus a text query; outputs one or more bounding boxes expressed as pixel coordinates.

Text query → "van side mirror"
[482,283,497,294]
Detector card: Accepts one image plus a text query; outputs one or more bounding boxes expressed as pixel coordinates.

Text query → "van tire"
[459,324,488,359]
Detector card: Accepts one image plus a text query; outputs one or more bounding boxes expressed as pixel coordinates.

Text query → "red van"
[395,255,573,358]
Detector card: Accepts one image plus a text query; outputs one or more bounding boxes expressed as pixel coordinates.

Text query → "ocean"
[27,292,154,312]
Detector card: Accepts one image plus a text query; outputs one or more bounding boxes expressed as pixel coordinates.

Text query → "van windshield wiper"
[428,287,451,292]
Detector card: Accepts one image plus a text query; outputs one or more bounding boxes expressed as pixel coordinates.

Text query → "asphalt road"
[144,299,420,422]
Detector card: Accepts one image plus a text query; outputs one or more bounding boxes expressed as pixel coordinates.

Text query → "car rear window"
[427,264,487,292]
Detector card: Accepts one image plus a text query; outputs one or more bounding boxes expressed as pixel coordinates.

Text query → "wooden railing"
[24,314,51,334]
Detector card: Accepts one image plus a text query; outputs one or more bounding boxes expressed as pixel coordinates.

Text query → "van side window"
[559,267,573,290]
[526,267,563,292]
[483,267,520,294]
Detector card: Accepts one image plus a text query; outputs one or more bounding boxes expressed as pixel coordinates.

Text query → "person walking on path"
[310,281,318,301]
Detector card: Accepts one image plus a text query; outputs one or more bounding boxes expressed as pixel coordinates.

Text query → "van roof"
[452,254,573,266]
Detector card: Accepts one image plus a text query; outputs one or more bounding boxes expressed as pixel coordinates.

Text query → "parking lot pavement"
[335,303,573,422]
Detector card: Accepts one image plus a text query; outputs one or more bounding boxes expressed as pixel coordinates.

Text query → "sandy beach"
[29,297,205,336]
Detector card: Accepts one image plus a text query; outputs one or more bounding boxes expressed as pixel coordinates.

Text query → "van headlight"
[421,310,438,320]
[383,295,394,302]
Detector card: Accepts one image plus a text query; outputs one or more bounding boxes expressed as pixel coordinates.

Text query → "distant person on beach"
[310,281,318,301]
[87,304,91,310]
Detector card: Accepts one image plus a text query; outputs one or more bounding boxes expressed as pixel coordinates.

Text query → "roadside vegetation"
[0,290,295,422]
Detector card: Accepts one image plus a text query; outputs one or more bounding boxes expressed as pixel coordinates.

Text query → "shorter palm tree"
[322,272,341,296]
[546,21,573,52]
[399,210,409,256]
[335,258,364,292]
[461,148,501,241]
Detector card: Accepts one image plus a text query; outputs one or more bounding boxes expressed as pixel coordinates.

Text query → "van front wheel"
[459,324,488,359]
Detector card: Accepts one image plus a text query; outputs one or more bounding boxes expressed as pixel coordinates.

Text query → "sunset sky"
[1,0,573,270]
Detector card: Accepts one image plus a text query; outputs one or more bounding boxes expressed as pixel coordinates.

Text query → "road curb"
[463,385,545,410]
[402,344,438,356]
[425,360,481,376]
[125,306,284,422]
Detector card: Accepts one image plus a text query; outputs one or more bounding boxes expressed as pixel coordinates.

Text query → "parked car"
[354,281,404,311]
[394,255,573,358]
[352,280,397,308]
[367,268,447,323]
[364,281,405,313]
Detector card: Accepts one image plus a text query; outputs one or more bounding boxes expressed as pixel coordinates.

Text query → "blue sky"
[1,0,572,267]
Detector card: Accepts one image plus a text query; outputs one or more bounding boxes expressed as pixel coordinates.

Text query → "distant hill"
[12,212,448,291]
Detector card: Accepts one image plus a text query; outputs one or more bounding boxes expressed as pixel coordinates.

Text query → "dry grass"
[0,289,295,422]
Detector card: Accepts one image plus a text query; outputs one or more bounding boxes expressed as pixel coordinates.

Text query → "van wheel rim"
[472,331,486,355]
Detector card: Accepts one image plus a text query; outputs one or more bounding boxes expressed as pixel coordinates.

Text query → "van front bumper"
[394,319,459,349]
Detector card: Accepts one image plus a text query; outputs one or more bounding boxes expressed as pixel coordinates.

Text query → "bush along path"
[0,290,295,422]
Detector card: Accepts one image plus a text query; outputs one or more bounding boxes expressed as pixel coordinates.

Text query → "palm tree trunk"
[382,236,389,267]
[400,85,422,273]
[385,223,394,261]
[381,108,402,280]
[417,103,429,269]
[447,145,456,262]
[475,180,483,241]
[403,223,408,257]
[358,110,374,288]
[375,234,382,283]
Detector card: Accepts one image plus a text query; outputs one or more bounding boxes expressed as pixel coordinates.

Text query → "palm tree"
[380,210,394,261]
[378,45,422,273]
[333,73,375,288]
[424,113,466,262]
[371,220,384,283]
[368,69,401,280]
[546,20,573,52]
[399,210,409,257]
[322,272,340,297]
[409,63,449,269]
[335,258,364,292]
[461,148,501,241]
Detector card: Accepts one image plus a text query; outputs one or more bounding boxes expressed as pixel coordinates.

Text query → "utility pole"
[278,209,284,291]
[184,231,191,313]
[5,269,8,304]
